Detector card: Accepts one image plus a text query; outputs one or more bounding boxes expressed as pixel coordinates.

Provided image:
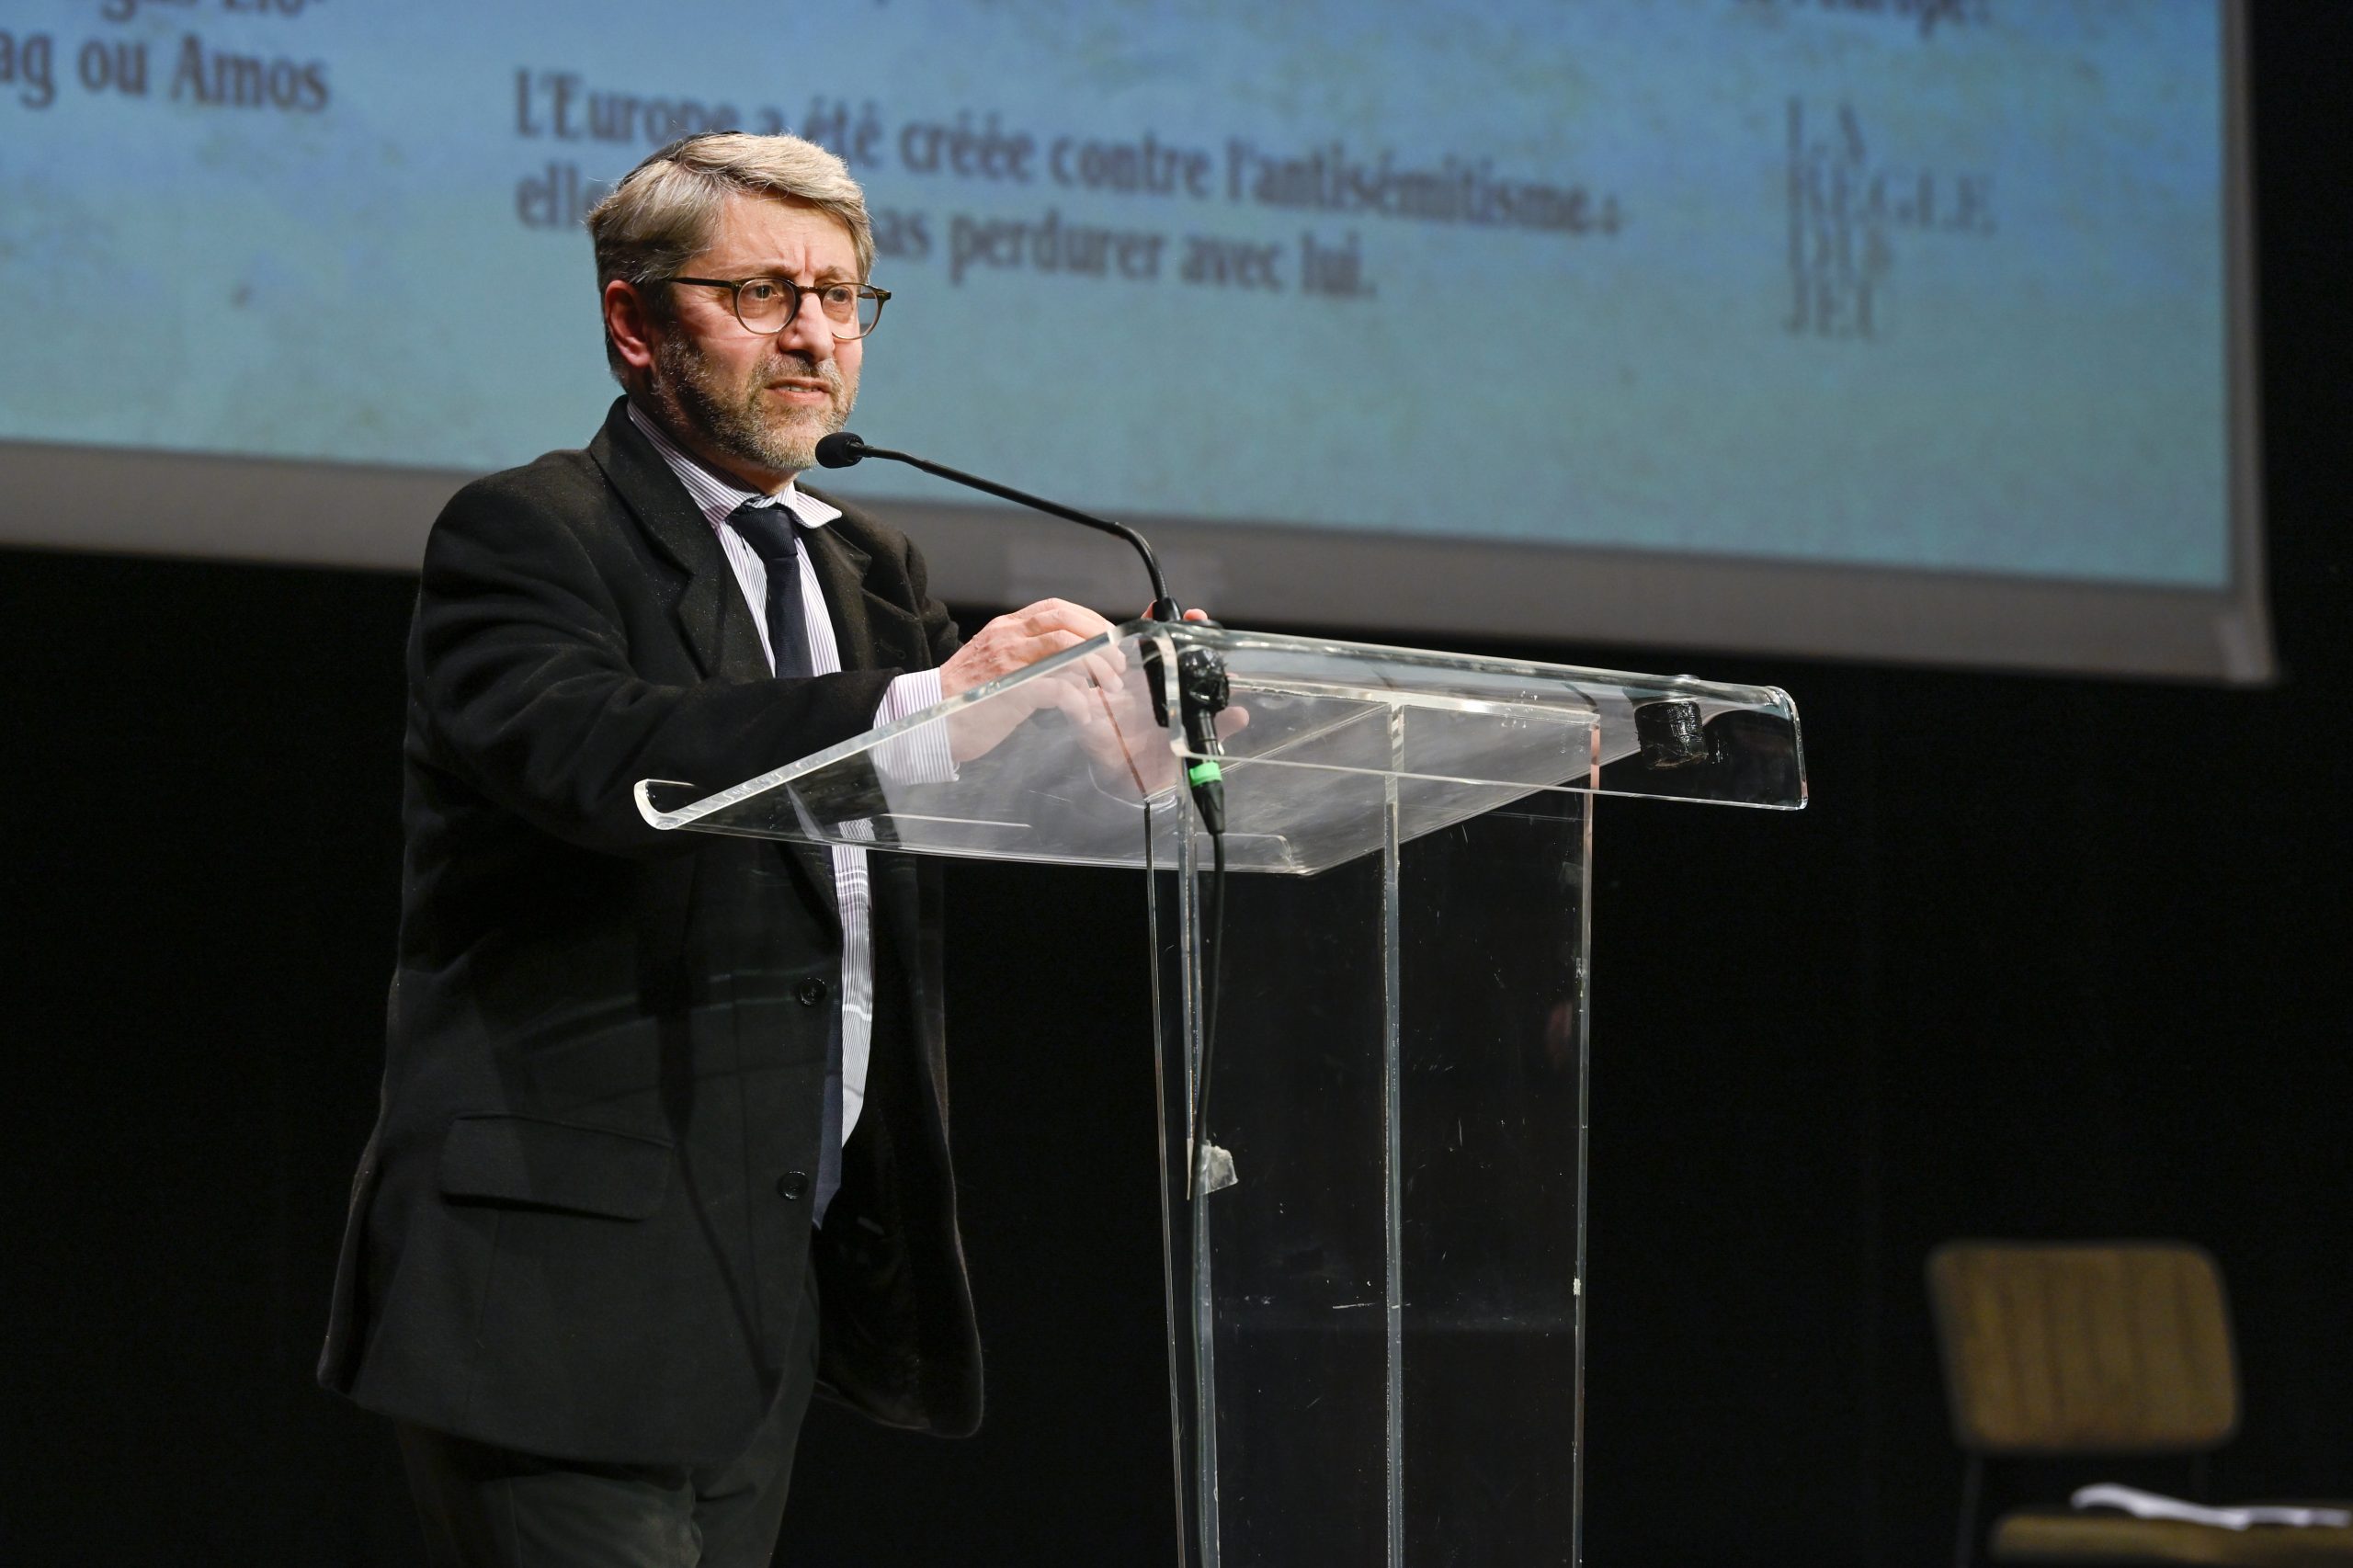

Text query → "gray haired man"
[320,132,1117,1565]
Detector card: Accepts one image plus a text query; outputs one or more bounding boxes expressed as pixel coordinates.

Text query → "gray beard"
[652,334,855,476]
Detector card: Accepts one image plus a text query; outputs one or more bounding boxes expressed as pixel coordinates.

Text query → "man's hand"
[938,598,1118,702]
[1054,606,1246,795]
[935,600,1240,771]
[939,598,1123,762]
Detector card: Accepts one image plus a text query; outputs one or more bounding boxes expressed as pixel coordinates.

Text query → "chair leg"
[1954,1453,1984,1568]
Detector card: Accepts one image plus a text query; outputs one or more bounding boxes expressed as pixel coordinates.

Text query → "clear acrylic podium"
[638,621,1804,1567]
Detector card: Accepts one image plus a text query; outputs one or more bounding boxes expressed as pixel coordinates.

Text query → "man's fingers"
[990,628,1087,678]
[1081,648,1127,689]
[940,602,1125,705]
[1134,604,1214,624]
[1016,598,1114,638]
[976,619,1086,660]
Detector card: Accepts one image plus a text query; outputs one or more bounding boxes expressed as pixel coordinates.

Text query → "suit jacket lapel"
[801,484,934,675]
[590,398,840,927]
[587,398,765,681]
[800,523,875,671]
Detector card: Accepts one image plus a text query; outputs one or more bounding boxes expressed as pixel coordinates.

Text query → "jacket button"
[797,978,830,1007]
[775,1170,810,1201]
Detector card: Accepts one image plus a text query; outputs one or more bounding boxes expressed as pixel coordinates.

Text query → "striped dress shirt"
[629,402,951,1146]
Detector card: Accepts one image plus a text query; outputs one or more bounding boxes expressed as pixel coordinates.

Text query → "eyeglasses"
[664,275,891,340]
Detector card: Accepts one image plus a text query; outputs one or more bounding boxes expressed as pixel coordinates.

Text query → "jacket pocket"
[437,1112,673,1220]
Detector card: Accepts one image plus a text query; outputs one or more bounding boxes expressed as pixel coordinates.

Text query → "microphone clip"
[1138,625,1230,835]
[1176,639,1230,837]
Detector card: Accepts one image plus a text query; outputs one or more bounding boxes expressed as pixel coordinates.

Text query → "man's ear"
[603,278,660,379]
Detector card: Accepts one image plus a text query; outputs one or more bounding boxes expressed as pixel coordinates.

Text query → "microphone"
[812,431,870,470]
[814,429,1223,832]
[814,431,1179,621]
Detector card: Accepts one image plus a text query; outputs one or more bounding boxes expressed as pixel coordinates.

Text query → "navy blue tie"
[728,500,816,680]
[727,500,842,1221]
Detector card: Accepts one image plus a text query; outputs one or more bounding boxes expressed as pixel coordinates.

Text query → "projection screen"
[0,0,2267,680]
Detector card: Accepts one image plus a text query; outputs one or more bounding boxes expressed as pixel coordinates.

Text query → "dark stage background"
[5,6,2348,1562]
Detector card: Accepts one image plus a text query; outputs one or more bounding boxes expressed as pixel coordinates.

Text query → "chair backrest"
[1927,1242,2239,1456]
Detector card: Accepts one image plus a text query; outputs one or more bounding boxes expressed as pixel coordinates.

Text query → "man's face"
[645,192,864,484]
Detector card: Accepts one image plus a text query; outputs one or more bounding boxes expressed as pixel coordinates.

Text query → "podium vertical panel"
[1396,801,1587,1566]
[640,619,1802,1568]
[1154,786,1590,1568]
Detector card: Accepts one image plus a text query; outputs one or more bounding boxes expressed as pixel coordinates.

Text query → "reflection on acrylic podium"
[642,619,1804,1568]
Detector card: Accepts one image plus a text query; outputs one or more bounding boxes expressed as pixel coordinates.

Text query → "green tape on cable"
[1187,759,1223,787]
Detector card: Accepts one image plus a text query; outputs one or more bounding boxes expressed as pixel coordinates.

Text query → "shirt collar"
[627,400,843,533]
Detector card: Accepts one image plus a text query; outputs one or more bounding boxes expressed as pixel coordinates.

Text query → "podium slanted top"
[637,621,1803,876]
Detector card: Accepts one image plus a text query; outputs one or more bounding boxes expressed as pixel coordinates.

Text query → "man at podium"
[318,131,1112,1565]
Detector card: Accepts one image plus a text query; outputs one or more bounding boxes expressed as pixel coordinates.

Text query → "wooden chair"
[1927,1242,2353,1567]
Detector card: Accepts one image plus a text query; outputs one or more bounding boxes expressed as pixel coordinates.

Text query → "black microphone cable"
[1177,653,1231,1199]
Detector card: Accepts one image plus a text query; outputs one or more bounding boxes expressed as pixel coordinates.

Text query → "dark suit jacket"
[319,398,981,1465]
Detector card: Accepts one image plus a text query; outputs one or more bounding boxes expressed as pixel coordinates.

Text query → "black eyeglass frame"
[662,275,892,341]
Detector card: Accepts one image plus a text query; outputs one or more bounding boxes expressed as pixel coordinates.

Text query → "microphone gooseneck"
[820,430,1239,1201]
[813,429,1177,619]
